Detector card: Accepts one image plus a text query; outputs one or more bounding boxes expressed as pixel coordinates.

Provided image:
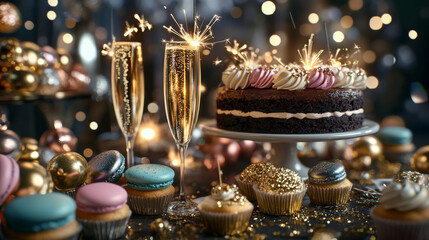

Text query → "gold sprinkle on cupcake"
[258,168,303,194]
[239,162,276,184]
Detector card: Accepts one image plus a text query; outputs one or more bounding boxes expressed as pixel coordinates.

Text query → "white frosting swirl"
[350,68,367,89]
[333,67,355,88]
[211,185,236,201]
[381,181,429,211]
[272,67,308,90]
[222,64,251,90]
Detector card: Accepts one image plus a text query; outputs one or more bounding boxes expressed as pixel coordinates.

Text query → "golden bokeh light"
[231,6,242,18]
[261,1,276,15]
[89,122,98,130]
[24,21,34,30]
[349,0,363,11]
[308,13,319,24]
[366,76,379,89]
[409,30,418,40]
[83,148,93,158]
[269,34,281,46]
[65,18,76,29]
[340,15,353,29]
[47,11,57,21]
[148,102,159,113]
[75,111,86,122]
[369,16,383,30]
[48,0,58,7]
[381,13,392,25]
[333,31,345,43]
[363,50,376,63]
[62,33,73,44]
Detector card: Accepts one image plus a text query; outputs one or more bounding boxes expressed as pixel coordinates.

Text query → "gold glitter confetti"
[393,170,423,184]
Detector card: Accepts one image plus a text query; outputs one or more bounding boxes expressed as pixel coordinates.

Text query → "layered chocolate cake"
[216,37,368,134]
[216,86,364,134]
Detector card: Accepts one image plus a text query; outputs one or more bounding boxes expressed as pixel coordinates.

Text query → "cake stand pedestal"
[200,119,379,177]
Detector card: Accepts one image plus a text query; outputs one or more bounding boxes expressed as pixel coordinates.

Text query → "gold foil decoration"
[19,137,40,162]
[16,161,53,197]
[47,152,88,191]
[411,146,429,174]
[351,136,383,161]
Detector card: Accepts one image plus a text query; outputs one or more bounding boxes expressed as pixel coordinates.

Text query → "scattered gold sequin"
[393,170,422,183]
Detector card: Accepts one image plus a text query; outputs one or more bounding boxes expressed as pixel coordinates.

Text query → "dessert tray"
[200,119,379,177]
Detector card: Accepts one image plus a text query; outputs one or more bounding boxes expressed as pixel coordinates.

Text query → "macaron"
[76,182,131,240]
[86,150,125,184]
[124,164,175,215]
[2,193,81,239]
[308,161,346,184]
[125,164,174,190]
[0,154,19,205]
[306,161,352,205]
[378,127,412,145]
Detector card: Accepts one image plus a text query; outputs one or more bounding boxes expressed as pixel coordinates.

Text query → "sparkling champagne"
[164,44,201,145]
[111,42,145,136]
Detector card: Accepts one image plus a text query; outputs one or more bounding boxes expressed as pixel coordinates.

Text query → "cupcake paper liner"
[234,175,256,201]
[306,183,352,205]
[371,209,429,240]
[198,207,253,236]
[253,185,306,215]
[128,192,174,215]
[78,210,131,240]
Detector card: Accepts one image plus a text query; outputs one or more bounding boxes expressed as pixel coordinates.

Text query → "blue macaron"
[3,192,76,232]
[378,126,412,145]
[125,164,175,190]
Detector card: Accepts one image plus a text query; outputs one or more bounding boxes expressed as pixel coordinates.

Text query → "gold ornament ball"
[19,137,40,162]
[7,66,39,92]
[0,2,21,33]
[21,41,40,69]
[16,161,53,197]
[0,129,22,160]
[47,152,88,191]
[39,122,78,153]
[351,155,372,171]
[351,136,383,160]
[411,146,429,174]
[0,38,22,68]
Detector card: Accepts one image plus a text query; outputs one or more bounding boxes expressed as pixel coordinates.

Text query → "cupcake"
[371,181,429,240]
[235,162,276,201]
[2,193,81,240]
[306,161,352,205]
[0,154,19,206]
[198,184,253,236]
[124,164,175,215]
[253,167,306,215]
[75,182,131,240]
[378,126,415,164]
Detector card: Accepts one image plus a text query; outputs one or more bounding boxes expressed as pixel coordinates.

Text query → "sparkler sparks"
[224,40,260,67]
[213,58,222,66]
[101,43,113,56]
[134,14,152,32]
[123,21,138,38]
[298,34,324,71]
[163,7,222,47]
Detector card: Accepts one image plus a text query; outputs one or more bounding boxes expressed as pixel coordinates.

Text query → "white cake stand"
[200,119,379,177]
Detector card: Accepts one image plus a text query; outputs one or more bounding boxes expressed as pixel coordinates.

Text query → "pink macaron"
[75,182,131,240]
[0,154,19,205]
[76,182,127,213]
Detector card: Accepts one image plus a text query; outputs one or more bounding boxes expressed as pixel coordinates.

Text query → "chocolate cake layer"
[216,87,364,114]
[216,87,364,134]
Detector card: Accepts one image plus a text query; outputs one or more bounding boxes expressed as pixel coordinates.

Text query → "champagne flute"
[111,42,145,169]
[164,41,201,216]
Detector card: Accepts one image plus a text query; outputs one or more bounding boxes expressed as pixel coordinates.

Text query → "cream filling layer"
[217,108,364,119]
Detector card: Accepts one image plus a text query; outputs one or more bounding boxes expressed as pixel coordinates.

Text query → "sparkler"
[298,34,324,71]
[213,58,222,66]
[134,14,152,32]
[101,43,113,56]
[223,40,260,67]
[163,6,223,47]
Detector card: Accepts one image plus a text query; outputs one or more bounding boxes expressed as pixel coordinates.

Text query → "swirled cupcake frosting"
[273,67,308,90]
[222,64,251,90]
[381,181,429,212]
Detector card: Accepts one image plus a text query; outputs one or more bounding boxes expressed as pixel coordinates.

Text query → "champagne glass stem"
[177,143,188,202]
[125,134,136,169]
